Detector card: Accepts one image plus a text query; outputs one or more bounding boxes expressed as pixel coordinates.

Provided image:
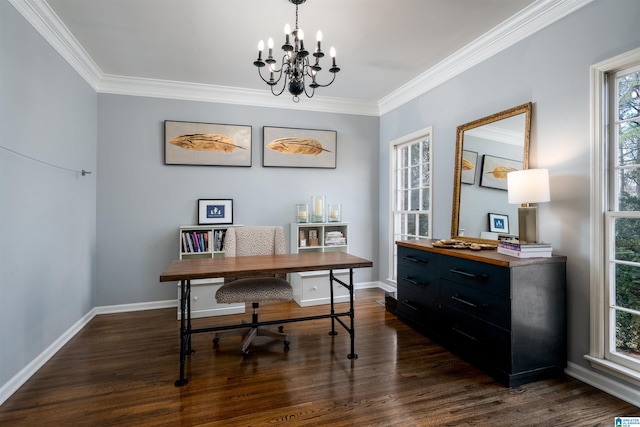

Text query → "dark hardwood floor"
[0,288,637,426]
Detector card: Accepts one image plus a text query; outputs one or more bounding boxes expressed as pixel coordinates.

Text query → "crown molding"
[11,0,592,117]
[378,0,595,115]
[97,74,380,116]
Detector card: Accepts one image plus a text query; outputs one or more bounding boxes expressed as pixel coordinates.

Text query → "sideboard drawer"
[440,279,510,330]
[439,256,510,298]
[442,306,511,372]
[397,279,439,325]
[398,246,438,273]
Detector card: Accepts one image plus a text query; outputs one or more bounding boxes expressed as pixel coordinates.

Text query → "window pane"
[407,214,416,235]
[418,214,429,236]
[617,167,640,211]
[615,263,640,311]
[410,189,420,210]
[615,310,640,359]
[618,72,640,121]
[421,188,430,210]
[615,218,640,261]
[422,139,430,163]
[618,121,640,167]
[411,165,420,188]
[400,190,409,210]
[411,144,420,166]
[421,164,430,187]
[399,167,408,190]
[399,146,408,168]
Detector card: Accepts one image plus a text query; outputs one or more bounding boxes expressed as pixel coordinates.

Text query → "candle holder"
[310,195,325,223]
[327,203,341,222]
[296,204,309,223]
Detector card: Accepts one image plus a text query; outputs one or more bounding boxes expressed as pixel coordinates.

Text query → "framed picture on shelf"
[488,213,509,233]
[461,150,478,185]
[165,120,252,167]
[479,155,523,190]
[263,126,337,168]
[198,199,233,225]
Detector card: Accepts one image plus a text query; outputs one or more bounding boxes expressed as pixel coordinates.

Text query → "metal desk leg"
[347,268,358,360]
[328,270,338,336]
[175,279,190,386]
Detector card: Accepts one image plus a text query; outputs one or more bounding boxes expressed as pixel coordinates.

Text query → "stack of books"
[497,241,552,258]
[325,231,346,246]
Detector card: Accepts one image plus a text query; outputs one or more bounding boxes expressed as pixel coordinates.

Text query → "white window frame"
[587,47,640,386]
[388,127,433,283]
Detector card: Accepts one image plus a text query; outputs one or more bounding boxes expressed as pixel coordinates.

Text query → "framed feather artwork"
[480,155,522,191]
[263,126,337,168]
[164,120,252,166]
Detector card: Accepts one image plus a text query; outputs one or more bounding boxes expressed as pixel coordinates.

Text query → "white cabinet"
[176,225,244,319]
[289,222,351,307]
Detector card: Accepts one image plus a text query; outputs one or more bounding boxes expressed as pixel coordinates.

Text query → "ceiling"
[24,0,589,113]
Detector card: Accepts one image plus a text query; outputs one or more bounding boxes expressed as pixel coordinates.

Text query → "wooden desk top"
[159,251,373,282]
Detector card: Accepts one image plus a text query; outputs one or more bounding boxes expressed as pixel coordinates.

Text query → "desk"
[159,251,373,386]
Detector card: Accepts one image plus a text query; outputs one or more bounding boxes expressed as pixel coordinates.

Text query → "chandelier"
[253,0,340,102]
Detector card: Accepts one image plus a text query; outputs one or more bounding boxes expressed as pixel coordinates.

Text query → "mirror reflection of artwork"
[480,155,523,191]
[461,150,478,185]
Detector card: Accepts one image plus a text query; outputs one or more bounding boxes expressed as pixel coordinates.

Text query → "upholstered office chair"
[213,226,293,355]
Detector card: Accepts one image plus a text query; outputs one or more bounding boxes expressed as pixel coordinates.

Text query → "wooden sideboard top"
[396,238,567,268]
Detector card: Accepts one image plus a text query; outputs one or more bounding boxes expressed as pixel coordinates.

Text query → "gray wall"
[96,95,379,306]
[0,2,97,387]
[379,0,640,378]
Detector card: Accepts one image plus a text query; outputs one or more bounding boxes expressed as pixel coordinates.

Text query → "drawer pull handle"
[451,326,478,342]
[402,300,419,311]
[403,276,428,287]
[402,256,428,265]
[449,268,488,281]
[451,294,489,310]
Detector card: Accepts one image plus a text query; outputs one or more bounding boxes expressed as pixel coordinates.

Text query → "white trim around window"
[588,46,640,387]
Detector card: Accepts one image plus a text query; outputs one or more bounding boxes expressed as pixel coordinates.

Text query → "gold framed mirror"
[451,102,532,243]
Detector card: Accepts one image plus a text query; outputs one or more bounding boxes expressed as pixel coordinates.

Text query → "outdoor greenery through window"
[391,129,432,281]
[608,68,640,370]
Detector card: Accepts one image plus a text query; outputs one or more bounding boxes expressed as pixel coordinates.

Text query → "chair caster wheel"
[213,337,220,349]
[242,350,250,357]
[278,326,284,333]
[283,340,290,348]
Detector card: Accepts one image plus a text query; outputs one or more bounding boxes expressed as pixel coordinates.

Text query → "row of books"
[181,229,226,253]
[497,241,552,258]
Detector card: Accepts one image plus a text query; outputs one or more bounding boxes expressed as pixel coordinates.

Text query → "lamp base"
[518,206,539,243]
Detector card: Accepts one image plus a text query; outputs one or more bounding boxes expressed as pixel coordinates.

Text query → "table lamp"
[507,168,550,243]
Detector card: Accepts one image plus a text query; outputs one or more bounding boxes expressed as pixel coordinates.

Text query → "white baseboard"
[565,361,640,408]
[0,308,97,406]
[94,299,177,315]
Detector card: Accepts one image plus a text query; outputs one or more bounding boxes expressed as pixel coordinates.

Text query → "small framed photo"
[488,213,509,233]
[198,199,233,225]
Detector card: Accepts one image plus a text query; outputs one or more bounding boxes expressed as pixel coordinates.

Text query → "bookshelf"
[289,222,351,307]
[176,225,244,319]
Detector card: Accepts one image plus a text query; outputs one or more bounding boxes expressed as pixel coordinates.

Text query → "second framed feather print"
[263,126,337,168]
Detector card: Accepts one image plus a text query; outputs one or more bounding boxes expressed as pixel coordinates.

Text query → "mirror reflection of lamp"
[507,169,550,243]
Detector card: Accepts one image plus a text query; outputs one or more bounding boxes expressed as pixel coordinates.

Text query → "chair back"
[223,226,287,282]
